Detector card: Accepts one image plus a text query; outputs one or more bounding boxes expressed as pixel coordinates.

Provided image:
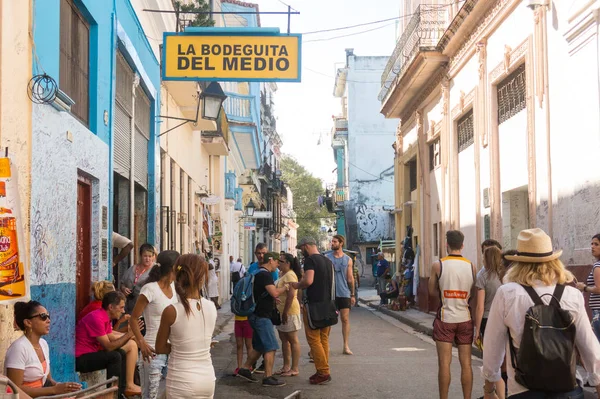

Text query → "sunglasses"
[28,313,51,321]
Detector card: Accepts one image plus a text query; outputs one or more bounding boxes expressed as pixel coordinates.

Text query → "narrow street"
[212,299,485,399]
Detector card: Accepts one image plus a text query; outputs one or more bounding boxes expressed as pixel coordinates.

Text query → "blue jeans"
[509,386,583,399]
[249,314,279,353]
[592,310,600,342]
[138,354,168,399]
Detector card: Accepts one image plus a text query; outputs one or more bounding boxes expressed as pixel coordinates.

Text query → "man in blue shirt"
[248,243,279,281]
[375,252,390,305]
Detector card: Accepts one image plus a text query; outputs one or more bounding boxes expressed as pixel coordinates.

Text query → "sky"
[256,0,400,185]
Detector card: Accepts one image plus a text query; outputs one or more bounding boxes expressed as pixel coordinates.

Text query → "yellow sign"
[163,33,302,82]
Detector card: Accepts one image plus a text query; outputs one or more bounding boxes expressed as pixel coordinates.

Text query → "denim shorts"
[249,314,279,353]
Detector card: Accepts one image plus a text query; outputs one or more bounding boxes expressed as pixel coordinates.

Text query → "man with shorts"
[237,253,288,387]
[429,230,476,399]
[325,235,355,355]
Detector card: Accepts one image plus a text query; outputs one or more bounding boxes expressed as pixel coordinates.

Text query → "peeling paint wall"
[345,55,397,246]
[30,103,109,381]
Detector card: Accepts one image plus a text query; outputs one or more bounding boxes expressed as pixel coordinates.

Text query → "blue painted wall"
[31,0,160,381]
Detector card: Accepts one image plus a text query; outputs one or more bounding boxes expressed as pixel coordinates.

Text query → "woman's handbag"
[271,307,282,326]
[305,261,338,329]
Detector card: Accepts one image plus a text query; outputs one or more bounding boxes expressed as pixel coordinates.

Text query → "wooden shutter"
[134,86,150,188]
[114,53,133,177]
[59,0,89,125]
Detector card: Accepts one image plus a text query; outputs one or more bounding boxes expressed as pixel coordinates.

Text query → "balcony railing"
[223,93,254,121]
[334,187,348,204]
[378,4,448,102]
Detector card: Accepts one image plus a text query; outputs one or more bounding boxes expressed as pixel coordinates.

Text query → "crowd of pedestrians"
[430,228,600,399]
[10,224,600,398]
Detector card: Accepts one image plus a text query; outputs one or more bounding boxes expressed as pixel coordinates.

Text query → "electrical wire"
[304,67,383,84]
[276,0,299,13]
[303,16,400,35]
[302,1,462,36]
[341,155,395,184]
[304,22,396,43]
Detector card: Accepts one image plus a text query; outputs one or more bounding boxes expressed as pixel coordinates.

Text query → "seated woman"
[5,301,82,397]
[379,275,399,303]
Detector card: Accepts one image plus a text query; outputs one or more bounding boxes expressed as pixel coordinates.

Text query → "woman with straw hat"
[481,228,600,398]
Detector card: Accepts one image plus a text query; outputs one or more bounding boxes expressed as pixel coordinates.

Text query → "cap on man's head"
[263,252,280,263]
[296,237,317,249]
[377,252,384,257]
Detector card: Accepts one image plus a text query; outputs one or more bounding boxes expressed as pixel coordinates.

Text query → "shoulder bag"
[305,256,339,329]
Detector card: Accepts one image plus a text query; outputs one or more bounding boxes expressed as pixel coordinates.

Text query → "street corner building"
[0,0,161,382]
[325,49,398,268]
[378,0,600,312]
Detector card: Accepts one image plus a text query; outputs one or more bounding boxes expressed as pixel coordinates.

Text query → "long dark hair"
[174,254,208,317]
[14,300,43,331]
[145,250,180,285]
[282,253,302,280]
[483,246,505,280]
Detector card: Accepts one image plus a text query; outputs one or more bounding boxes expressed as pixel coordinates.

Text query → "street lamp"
[246,199,256,217]
[200,81,227,121]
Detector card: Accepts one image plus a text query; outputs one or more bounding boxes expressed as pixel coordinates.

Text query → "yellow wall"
[0,0,32,372]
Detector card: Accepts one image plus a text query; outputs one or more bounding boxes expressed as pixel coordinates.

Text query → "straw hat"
[504,228,562,263]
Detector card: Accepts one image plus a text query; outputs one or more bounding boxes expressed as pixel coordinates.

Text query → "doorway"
[76,178,92,317]
[502,186,529,250]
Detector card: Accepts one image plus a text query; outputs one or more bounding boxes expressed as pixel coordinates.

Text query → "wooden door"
[76,179,92,317]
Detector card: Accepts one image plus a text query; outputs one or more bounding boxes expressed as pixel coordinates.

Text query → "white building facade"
[380,0,600,311]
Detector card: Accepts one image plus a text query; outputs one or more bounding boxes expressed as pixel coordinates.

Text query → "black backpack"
[509,284,577,393]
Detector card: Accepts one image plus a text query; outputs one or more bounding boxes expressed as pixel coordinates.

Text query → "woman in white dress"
[155,254,217,399]
[130,250,180,399]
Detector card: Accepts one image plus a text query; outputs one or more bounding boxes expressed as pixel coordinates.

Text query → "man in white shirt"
[112,232,133,284]
[230,256,245,293]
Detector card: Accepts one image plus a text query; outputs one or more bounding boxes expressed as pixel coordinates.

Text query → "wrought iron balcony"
[379,4,448,103]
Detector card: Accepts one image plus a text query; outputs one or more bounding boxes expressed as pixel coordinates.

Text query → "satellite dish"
[201,195,221,205]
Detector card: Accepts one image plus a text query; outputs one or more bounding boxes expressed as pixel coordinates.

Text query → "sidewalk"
[213,300,234,339]
[358,288,436,336]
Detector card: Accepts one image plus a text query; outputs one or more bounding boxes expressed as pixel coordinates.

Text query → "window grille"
[457,110,474,153]
[408,159,417,192]
[497,64,526,125]
[429,139,441,170]
[60,0,90,125]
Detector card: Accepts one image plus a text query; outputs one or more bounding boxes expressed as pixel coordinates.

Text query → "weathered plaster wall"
[0,0,32,377]
[346,55,397,245]
[31,103,109,381]
[546,1,600,265]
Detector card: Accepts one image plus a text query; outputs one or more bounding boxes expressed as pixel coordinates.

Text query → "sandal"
[274,368,290,375]
[281,370,299,377]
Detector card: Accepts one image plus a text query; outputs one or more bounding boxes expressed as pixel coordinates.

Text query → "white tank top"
[437,255,474,323]
[167,299,217,384]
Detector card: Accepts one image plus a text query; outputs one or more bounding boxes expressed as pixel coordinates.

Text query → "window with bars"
[497,64,526,124]
[429,139,441,170]
[408,158,417,192]
[457,110,474,153]
[60,0,90,125]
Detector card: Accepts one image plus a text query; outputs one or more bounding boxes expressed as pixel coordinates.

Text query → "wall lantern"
[246,199,256,217]
[200,81,227,121]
